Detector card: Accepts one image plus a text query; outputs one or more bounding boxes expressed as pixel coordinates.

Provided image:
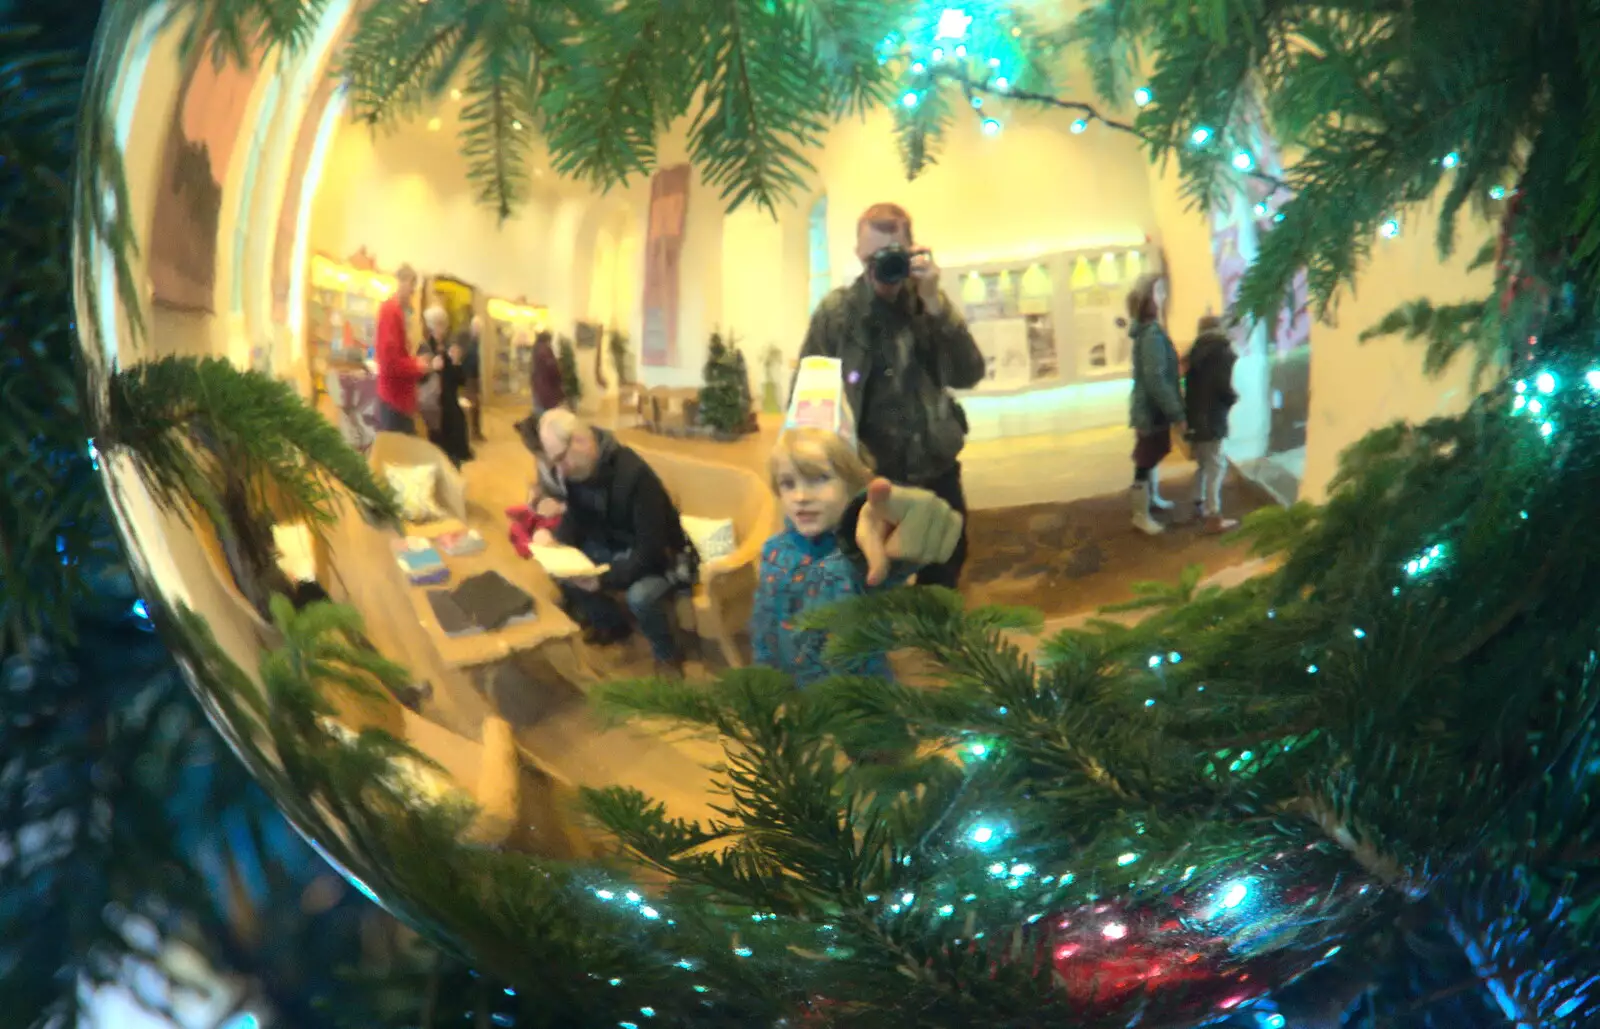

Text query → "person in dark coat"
[530,330,566,413]
[420,305,473,467]
[1125,274,1185,535]
[538,409,692,676]
[1183,314,1240,533]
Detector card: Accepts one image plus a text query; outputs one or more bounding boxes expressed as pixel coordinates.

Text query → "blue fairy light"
[1116,852,1139,866]
[970,95,983,109]
[1353,627,1366,638]
[1148,655,1162,668]
[1536,370,1557,394]
[902,92,920,108]
[733,946,753,957]
[1133,86,1152,107]
[1254,201,1269,216]
[969,825,996,845]
[1144,698,1156,707]
[1441,151,1460,169]
[935,8,972,40]
[981,118,1002,136]
[1404,543,1446,578]
[1586,369,1600,389]
[938,904,955,916]
[1489,185,1506,199]
[1070,118,1087,133]
[911,61,926,74]
[994,76,1010,90]
[989,862,1008,877]
[1262,1015,1287,1029]
[1190,126,1213,146]
[1231,150,1254,171]
[1379,218,1401,238]
[1168,651,1182,663]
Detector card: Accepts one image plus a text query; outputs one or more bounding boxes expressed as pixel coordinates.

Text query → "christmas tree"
[556,334,583,407]
[26,0,1600,1027]
[696,333,753,435]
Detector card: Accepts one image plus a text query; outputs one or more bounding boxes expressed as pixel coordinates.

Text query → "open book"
[527,544,610,579]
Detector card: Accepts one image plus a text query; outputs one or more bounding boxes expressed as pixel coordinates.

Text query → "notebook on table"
[426,589,482,637]
[528,544,610,580]
[393,537,448,585]
[449,571,536,631]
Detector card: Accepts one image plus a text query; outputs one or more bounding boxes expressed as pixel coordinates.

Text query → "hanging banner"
[148,44,262,313]
[640,164,691,367]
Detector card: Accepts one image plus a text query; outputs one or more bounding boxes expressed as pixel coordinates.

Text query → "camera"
[870,244,914,285]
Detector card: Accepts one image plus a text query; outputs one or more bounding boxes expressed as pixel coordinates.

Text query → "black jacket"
[1183,329,1239,443]
[554,429,689,591]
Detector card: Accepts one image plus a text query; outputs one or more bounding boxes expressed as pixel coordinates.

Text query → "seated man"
[537,410,692,675]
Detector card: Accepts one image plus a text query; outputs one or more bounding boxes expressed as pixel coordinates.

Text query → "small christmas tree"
[729,344,756,432]
[556,334,583,407]
[608,328,632,386]
[697,332,751,435]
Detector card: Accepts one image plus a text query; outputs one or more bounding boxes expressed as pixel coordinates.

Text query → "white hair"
[423,305,449,333]
[538,408,584,447]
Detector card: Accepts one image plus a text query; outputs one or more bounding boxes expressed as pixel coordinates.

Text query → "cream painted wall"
[714,100,1161,395]
[310,119,598,331]
[1298,204,1490,502]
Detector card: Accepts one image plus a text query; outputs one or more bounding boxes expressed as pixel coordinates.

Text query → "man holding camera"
[795,202,984,589]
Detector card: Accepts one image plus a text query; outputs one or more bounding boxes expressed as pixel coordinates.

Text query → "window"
[807,195,830,312]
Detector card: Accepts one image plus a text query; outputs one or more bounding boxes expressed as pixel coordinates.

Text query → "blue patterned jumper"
[750,523,910,688]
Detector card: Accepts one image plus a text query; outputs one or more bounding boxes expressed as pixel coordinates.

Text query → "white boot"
[1147,466,1175,510]
[1131,483,1165,535]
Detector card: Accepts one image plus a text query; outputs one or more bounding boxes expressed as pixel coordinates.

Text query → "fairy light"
[1379,218,1401,238]
[1489,185,1506,199]
[981,118,1002,136]
[1190,126,1213,146]
[1070,118,1087,133]
[1133,86,1152,107]
[902,91,920,108]
[1116,852,1139,866]
[1404,543,1446,578]
[1231,149,1254,171]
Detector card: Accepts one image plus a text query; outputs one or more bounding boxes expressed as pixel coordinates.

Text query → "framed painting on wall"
[148,45,264,313]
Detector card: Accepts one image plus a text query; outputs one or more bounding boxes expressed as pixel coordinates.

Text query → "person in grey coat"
[1125,274,1185,535]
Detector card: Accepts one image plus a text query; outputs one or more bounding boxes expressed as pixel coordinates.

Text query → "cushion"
[386,463,445,523]
[681,515,737,562]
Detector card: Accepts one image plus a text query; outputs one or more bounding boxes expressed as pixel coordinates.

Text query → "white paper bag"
[785,356,857,444]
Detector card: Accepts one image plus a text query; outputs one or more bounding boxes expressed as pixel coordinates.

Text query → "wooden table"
[324,497,598,697]
[399,522,597,687]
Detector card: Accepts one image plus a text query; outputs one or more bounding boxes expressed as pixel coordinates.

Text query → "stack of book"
[435,528,487,557]
[426,571,537,637]
[392,537,448,585]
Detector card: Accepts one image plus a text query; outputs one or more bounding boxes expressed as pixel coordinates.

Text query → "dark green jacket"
[1129,320,1185,434]
[796,276,985,483]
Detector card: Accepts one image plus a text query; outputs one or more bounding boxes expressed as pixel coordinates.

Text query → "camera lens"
[873,246,911,285]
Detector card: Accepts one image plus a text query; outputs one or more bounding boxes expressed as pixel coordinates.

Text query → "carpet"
[961,468,1276,619]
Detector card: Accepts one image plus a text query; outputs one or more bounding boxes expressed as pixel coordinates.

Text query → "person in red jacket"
[374,264,437,433]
